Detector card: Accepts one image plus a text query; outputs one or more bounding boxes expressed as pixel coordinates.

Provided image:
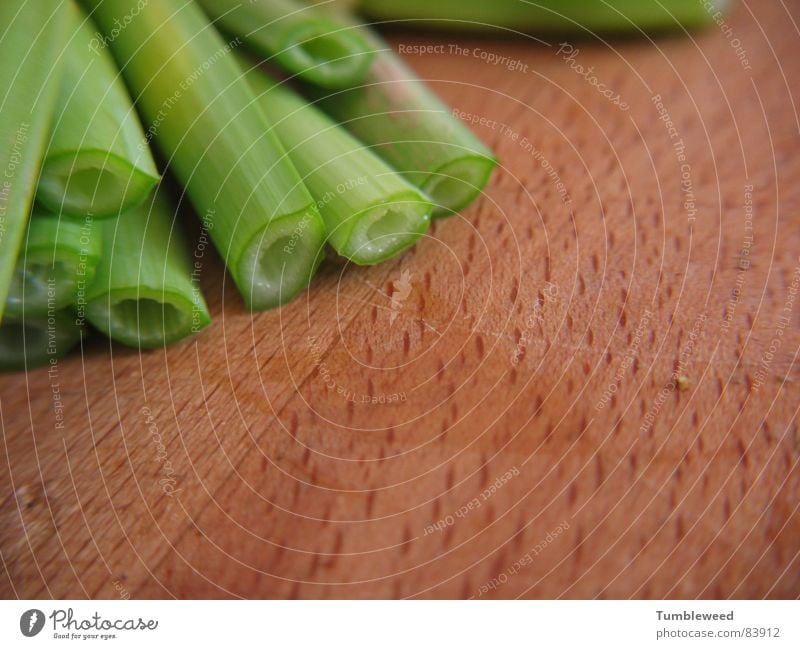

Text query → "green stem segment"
[84,0,327,310]
[38,0,159,219]
[0,310,83,371]
[240,57,431,265]
[0,0,68,323]
[309,27,496,216]
[197,0,374,88]
[85,189,210,348]
[353,0,732,33]
[5,211,102,318]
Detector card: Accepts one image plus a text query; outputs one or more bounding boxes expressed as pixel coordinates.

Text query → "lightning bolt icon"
[28,611,37,632]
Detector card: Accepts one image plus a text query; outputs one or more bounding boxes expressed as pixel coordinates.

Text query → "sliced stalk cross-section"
[241,58,432,265]
[197,0,374,88]
[5,210,102,318]
[37,0,158,218]
[85,190,210,348]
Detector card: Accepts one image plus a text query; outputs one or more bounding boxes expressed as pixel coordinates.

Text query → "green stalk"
[0,310,83,371]
[5,211,102,318]
[309,28,496,216]
[240,57,432,265]
[85,188,211,348]
[352,0,733,32]
[197,0,374,88]
[0,0,68,323]
[84,0,327,310]
[37,0,159,219]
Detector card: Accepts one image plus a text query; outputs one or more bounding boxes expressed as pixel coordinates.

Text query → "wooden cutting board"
[1,0,798,599]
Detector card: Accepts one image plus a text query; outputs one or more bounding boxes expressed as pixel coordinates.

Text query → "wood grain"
[1,0,798,599]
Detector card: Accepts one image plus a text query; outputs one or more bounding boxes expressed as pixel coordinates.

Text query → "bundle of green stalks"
[0,0,202,369]
[0,0,730,370]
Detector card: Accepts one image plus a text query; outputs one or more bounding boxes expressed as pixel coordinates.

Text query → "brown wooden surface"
[2,1,799,599]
